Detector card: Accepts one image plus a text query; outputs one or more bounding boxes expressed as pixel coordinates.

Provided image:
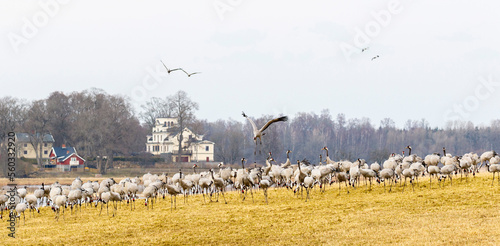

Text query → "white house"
[146,117,215,162]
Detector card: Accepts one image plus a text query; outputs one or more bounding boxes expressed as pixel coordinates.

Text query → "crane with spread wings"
[242,111,288,155]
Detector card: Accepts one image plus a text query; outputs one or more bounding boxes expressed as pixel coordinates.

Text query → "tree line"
[202,111,500,165]
[0,89,146,175]
[2,88,500,177]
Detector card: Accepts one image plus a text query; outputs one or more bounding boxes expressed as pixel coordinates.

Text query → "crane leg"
[251,188,254,203]
[222,190,227,204]
[264,189,267,204]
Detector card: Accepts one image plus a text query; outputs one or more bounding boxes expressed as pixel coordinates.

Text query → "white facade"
[146,117,215,162]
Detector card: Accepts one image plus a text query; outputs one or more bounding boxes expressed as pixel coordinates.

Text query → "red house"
[48,145,85,171]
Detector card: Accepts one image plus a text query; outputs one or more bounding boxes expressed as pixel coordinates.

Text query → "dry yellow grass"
[1,173,500,245]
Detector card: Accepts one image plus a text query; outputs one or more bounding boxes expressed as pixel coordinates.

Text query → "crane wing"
[242,112,258,133]
[259,116,288,132]
[180,68,189,76]
[160,60,170,71]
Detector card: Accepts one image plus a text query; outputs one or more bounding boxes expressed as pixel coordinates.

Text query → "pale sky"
[1,0,499,128]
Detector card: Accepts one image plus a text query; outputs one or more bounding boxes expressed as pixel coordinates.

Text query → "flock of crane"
[0,101,499,223]
[2,145,500,225]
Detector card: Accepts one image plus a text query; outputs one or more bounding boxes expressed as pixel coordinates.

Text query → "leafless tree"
[0,97,27,141]
[23,100,50,168]
[168,90,199,165]
[139,97,172,129]
[0,97,27,176]
[46,92,71,146]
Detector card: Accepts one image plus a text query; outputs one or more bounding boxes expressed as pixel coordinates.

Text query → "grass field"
[1,173,500,245]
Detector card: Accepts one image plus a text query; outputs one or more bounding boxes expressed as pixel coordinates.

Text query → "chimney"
[67,150,70,154]
[62,144,66,148]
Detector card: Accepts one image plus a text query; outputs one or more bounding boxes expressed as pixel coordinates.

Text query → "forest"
[1,88,500,176]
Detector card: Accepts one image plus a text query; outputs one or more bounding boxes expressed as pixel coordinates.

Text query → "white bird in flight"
[180,68,201,77]
[160,60,182,74]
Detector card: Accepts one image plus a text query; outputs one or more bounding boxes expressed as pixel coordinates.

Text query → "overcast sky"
[1,0,499,128]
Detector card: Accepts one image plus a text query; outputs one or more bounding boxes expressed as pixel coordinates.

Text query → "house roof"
[199,140,215,144]
[60,152,86,162]
[51,147,77,160]
[16,133,55,143]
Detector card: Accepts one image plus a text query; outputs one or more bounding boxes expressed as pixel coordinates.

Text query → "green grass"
[1,173,500,245]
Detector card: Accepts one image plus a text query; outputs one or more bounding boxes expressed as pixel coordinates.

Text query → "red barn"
[48,145,85,171]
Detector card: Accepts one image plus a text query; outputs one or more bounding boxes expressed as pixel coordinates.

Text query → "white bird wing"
[242,112,258,133]
[180,68,190,76]
[160,60,170,71]
[259,116,288,132]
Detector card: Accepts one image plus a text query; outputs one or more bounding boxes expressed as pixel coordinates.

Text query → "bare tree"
[67,89,144,174]
[46,91,71,146]
[168,91,199,165]
[0,97,27,176]
[0,97,27,141]
[23,100,50,168]
[140,97,172,129]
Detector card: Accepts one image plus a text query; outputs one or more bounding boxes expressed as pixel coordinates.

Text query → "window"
[24,143,27,147]
[44,143,47,147]
[205,146,209,151]
[44,150,48,155]
[24,150,27,155]
[71,157,76,162]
